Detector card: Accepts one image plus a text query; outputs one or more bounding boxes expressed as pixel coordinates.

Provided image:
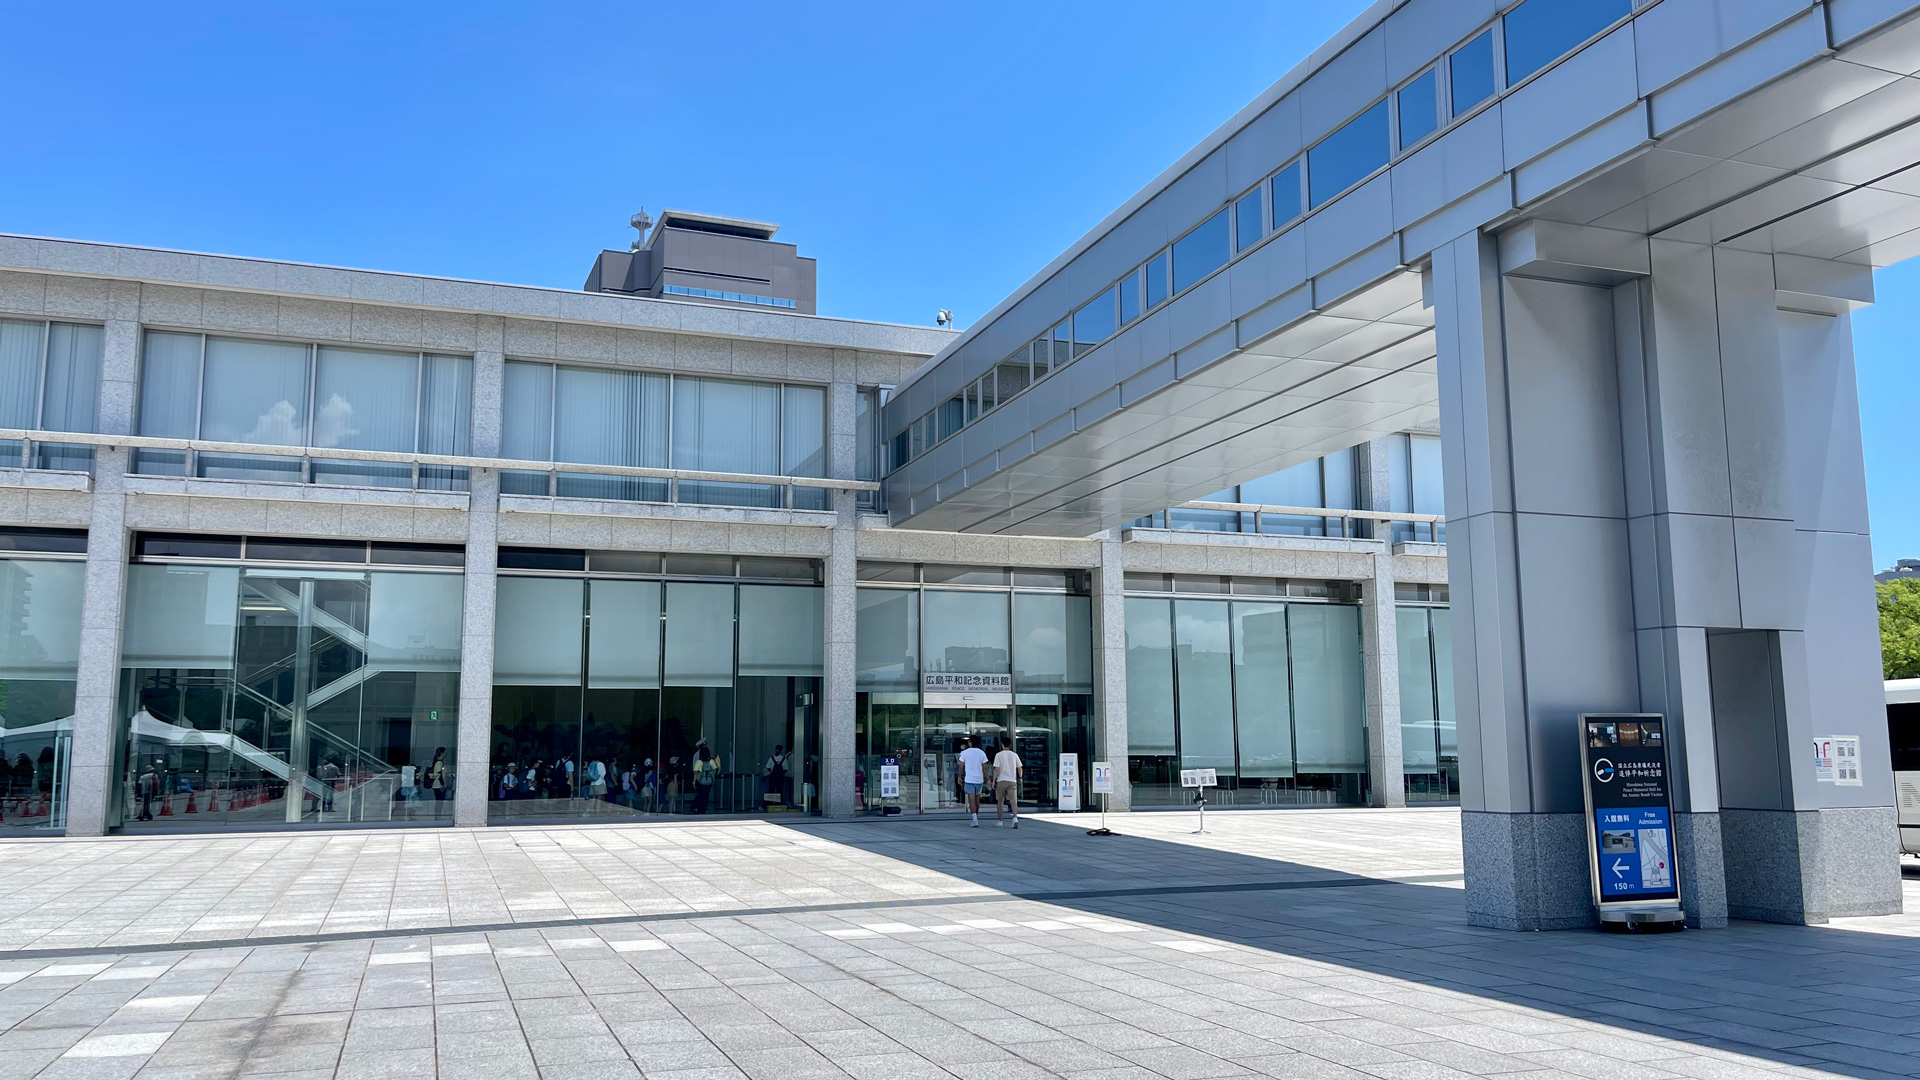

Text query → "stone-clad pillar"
[1090,533,1129,811]
[66,286,142,835]
[1361,550,1405,808]
[820,378,860,818]
[454,341,504,828]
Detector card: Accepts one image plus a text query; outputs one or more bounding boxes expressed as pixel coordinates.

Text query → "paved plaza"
[0,808,1916,1080]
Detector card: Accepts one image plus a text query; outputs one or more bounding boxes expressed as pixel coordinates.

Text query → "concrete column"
[65,452,129,836]
[1090,533,1129,811]
[1356,436,1398,540]
[1361,550,1405,808]
[454,345,504,828]
[1434,224,1899,929]
[821,378,859,818]
[66,293,140,835]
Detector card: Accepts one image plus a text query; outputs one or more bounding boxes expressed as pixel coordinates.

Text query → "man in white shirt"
[991,738,1022,828]
[956,737,989,827]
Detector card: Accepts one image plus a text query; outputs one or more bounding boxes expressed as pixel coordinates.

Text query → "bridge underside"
[896,13,1920,539]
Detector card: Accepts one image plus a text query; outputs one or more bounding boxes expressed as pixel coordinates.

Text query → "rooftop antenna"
[629,208,654,251]
[936,309,954,328]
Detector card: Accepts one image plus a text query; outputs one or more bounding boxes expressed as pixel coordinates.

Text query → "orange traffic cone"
[159,793,173,816]
[184,790,198,813]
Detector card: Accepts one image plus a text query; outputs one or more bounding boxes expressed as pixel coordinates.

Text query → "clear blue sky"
[3,1,1915,567]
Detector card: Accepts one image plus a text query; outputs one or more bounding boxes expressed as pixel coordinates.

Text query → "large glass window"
[1171,209,1230,293]
[1398,605,1458,802]
[1118,269,1142,326]
[1308,100,1391,209]
[1271,162,1304,231]
[1398,69,1440,148]
[119,558,462,830]
[134,331,470,490]
[1504,0,1631,84]
[0,552,84,833]
[1,319,102,471]
[1012,592,1092,695]
[1451,30,1497,112]
[1125,593,1366,807]
[1144,252,1169,308]
[491,566,821,820]
[673,376,781,508]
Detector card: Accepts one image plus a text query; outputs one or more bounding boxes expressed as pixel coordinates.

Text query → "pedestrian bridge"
[883,0,1916,539]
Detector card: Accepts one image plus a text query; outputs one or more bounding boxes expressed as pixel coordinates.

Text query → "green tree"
[1878,579,1920,680]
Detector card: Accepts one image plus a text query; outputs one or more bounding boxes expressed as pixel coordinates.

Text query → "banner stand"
[1580,713,1686,933]
[1181,768,1217,835]
[1087,761,1115,837]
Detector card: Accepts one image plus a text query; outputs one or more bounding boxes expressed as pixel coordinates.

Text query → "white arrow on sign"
[1610,858,1629,880]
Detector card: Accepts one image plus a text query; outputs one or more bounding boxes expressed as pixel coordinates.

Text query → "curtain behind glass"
[40,324,101,433]
[1173,600,1235,774]
[366,572,463,672]
[201,338,309,445]
[855,588,917,692]
[1123,597,1175,754]
[138,332,202,438]
[120,565,241,670]
[672,376,778,474]
[502,362,554,461]
[664,582,734,686]
[0,559,83,679]
[0,320,46,428]
[781,386,826,477]
[419,355,472,456]
[1232,602,1293,778]
[587,580,661,688]
[555,367,668,467]
[1290,604,1366,772]
[738,586,822,676]
[921,590,1008,674]
[1396,608,1438,770]
[1012,592,1091,695]
[312,347,417,452]
[493,577,583,685]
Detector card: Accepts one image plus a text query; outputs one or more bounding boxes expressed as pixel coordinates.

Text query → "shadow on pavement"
[779,811,1920,1080]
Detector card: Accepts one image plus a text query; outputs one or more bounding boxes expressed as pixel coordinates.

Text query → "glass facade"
[1397,600,1457,802]
[1124,580,1366,807]
[853,565,1092,814]
[0,537,85,833]
[501,364,828,510]
[134,331,472,491]
[1386,433,1446,543]
[117,540,463,829]
[1,318,102,472]
[1136,448,1356,536]
[490,555,822,820]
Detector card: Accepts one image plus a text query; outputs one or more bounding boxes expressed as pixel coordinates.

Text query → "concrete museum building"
[0,0,1914,931]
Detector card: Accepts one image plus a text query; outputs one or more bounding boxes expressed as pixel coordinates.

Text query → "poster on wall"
[1816,735,1863,786]
[1579,713,1683,917]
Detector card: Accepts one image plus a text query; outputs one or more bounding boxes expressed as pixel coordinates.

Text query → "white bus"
[1887,678,1920,857]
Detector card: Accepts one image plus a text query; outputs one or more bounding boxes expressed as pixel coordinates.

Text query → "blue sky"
[4,1,1916,566]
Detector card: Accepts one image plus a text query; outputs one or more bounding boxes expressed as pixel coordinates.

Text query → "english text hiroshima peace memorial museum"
[0,0,1914,931]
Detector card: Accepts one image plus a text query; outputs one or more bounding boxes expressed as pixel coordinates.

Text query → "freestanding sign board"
[1057,753,1080,812]
[1579,713,1685,929]
[879,756,900,800]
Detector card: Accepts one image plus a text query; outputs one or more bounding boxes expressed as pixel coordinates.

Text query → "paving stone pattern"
[0,807,1914,1079]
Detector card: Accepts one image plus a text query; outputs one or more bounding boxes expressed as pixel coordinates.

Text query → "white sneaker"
[1012,820,1019,829]
[996,820,1004,827]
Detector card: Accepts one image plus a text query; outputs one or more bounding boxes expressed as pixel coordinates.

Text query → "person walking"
[426,747,448,802]
[765,744,790,807]
[692,740,718,813]
[991,737,1021,828]
[957,736,988,827]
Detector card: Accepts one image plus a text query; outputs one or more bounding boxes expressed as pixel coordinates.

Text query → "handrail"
[1178,500,1444,524]
[0,428,879,492]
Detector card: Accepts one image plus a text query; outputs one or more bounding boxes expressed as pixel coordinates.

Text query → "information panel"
[1057,753,1080,812]
[879,756,900,800]
[1580,713,1681,908]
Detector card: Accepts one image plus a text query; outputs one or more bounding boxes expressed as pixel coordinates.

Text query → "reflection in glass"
[1174,601,1235,783]
[922,590,1009,675]
[1271,162,1304,231]
[1233,602,1293,791]
[1398,69,1439,148]
[1308,100,1391,208]
[1124,597,1177,805]
[1171,209,1230,293]
[1505,0,1631,84]
[1072,289,1116,355]
[0,558,81,832]
[1144,253,1169,308]
[1235,188,1264,252]
[1451,30,1497,112]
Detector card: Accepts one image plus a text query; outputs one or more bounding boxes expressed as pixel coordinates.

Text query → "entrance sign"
[1057,753,1079,812]
[922,672,1013,707]
[879,756,900,800]
[1090,762,1113,794]
[1580,713,1684,928]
